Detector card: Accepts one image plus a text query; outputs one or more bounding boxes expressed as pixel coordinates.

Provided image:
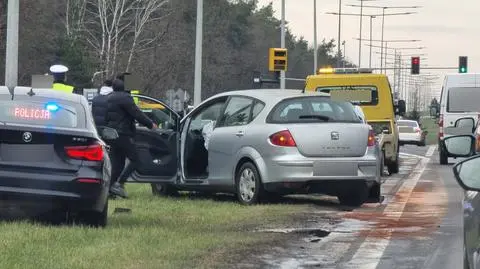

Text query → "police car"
[0,86,111,227]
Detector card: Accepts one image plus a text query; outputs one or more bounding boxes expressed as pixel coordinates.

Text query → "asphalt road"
[239,144,467,269]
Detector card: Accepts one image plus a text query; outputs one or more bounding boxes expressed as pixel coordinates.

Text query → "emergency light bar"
[316,67,373,75]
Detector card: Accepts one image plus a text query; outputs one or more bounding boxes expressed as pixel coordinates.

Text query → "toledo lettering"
[14,107,51,120]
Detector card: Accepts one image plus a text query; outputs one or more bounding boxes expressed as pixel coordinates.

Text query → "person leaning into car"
[105,79,157,198]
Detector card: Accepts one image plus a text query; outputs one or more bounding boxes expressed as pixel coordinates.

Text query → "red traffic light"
[412,57,420,65]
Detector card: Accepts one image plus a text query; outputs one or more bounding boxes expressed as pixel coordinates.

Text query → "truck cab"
[303,67,406,175]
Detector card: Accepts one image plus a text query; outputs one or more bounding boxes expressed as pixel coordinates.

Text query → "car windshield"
[316,85,379,105]
[398,121,418,127]
[268,96,362,123]
[0,100,79,128]
[447,87,480,112]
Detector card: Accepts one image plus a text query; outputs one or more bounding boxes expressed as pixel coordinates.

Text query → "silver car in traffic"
[134,89,381,206]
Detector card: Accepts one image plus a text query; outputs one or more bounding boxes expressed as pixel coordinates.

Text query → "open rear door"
[128,94,180,183]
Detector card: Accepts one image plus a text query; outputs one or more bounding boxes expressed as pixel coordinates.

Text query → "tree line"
[0,0,355,100]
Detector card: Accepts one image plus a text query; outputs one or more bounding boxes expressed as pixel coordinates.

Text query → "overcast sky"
[257,0,479,97]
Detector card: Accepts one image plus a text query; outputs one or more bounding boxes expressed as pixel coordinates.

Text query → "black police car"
[0,86,111,227]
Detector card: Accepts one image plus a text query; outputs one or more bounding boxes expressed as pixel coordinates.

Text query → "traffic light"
[269,48,288,72]
[459,56,468,73]
[411,56,420,75]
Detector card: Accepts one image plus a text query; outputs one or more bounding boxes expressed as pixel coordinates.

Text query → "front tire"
[235,162,263,205]
[439,147,448,165]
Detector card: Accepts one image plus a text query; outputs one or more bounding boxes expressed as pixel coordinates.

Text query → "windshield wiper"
[298,115,331,121]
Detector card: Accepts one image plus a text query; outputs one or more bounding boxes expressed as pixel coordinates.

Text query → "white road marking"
[343,145,436,269]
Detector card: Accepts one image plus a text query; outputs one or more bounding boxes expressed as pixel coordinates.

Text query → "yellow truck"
[304,67,406,175]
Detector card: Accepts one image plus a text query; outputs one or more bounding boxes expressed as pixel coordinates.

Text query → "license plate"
[313,162,357,176]
[0,144,54,162]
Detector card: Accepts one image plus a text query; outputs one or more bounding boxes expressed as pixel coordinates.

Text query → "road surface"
[237,144,466,269]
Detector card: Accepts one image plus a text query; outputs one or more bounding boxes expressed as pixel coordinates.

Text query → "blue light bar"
[45,103,59,112]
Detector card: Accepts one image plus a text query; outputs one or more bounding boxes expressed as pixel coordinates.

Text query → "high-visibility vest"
[52,83,74,93]
[131,90,139,104]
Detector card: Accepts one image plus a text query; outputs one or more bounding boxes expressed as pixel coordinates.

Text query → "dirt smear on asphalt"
[343,178,448,239]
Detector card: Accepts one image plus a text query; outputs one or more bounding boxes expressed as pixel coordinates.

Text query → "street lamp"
[355,38,421,68]
[353,0,379,68]
[5,0,19,89]
[348,4,421,73]
[314,0,318,73]
[193,0,203,105]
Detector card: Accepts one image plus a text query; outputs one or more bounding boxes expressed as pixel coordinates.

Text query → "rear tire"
[366,182,381,203]
[77,201,108,228]
[338,183,369,207]
[387,146,400,174]
[439,147,448,165]
[235,162,263,205]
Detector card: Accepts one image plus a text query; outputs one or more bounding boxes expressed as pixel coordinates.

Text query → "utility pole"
[5,0,19,88]
[358,0,364,68]
[280,0,286,89]
[337,0,342,67]
[313,0,318,73]
[193,0,203,106]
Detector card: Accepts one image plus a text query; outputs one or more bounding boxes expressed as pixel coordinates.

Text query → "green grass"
[0,185,302,269]
[420,117,439,145]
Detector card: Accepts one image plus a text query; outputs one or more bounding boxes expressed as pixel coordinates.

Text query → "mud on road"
[225,150,447,269]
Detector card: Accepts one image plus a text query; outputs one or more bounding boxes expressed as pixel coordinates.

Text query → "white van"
[437,73,480,164]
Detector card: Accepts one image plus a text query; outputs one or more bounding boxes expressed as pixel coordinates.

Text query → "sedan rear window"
[268,97,362,123]
[0,100,79,128]
[316,85,379,106]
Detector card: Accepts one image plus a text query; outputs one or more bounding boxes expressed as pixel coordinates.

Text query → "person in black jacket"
[91,79,113,127]
[106,79,157,198]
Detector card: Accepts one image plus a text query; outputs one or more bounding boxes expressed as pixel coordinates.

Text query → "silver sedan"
[133,89,382,206]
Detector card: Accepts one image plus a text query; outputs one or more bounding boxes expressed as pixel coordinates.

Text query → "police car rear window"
[316,85,379,105]
[0,101,79,128]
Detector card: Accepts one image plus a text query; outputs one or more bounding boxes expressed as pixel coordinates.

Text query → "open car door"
[128,94,180,183]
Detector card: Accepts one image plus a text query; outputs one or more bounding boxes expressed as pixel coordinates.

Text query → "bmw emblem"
[22,132,32,143]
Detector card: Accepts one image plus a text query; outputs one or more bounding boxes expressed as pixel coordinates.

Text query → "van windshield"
[447,87,480,112]
[316,85,379,105]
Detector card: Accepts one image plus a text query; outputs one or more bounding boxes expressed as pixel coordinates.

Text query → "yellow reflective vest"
[131,90,139,104]
[52,83,74,93]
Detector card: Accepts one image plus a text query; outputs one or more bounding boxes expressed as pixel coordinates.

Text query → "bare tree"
[65,0,169,79]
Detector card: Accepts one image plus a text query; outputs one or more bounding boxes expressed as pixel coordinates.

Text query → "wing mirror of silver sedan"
[444,135,480,191]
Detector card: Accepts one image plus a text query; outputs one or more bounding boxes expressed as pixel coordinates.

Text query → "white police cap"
[49,64,69,74]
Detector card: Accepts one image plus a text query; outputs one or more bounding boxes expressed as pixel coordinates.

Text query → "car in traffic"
[128,89,382,207]
[397,119,426,146]
[434,73,480,165]
[441,134,480,269]
[0,86,112,227]
[303,67,406,175]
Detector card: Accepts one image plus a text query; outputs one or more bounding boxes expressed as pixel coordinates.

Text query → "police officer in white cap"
[50,64,79,94]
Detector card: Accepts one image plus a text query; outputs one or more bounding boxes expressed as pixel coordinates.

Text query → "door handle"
[235,131,244,137]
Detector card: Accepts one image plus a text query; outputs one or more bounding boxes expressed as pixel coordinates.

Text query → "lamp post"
[348,4,421,73]
[5,0,19,89]
[354,38,421,69]
[193,0,203,105]
[337,0,342,67]
[314,0,318,73]
[280,0,286,89]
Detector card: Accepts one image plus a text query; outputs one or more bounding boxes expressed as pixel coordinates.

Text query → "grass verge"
[0,185,304,269]
[420,117,439,145]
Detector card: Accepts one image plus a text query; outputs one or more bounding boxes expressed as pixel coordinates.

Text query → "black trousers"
[109,135,140,186]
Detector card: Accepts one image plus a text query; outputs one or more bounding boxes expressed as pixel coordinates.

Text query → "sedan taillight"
[368,129,376,147]
[269,130,297,147]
